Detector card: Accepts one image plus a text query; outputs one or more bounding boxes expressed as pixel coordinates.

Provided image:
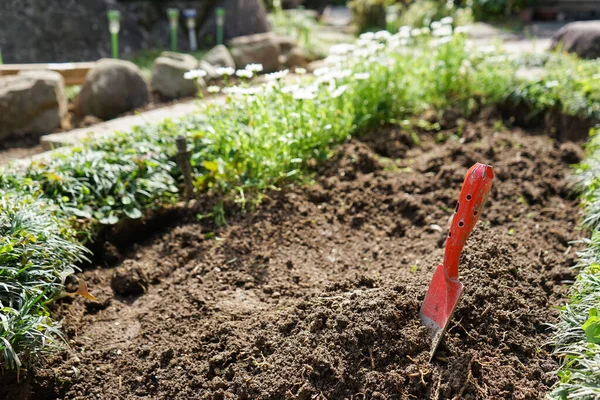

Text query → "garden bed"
[5,117,583,399]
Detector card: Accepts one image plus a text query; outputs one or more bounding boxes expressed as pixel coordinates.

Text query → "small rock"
[76,59,150,120]
[283,47,308,69]
[275,35,298,53]
[110,261,149,296]
[151,52,202,100]
[550,21,600,59]
[0,70,67,140]
[228,32,281,72]
[202,45,236,69]
[199,60,218,81]
[559,142,584,164]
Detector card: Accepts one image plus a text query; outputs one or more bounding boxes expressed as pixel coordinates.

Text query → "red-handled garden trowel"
[420,163,494,361]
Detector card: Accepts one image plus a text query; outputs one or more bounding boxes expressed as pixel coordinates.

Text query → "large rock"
[550,21,600,59]
[151,52,202,100]
[76,59,150,120]
[197,0,270,47]
[0,70,67,140]
[228,32,281,72]
[202,45,236,69]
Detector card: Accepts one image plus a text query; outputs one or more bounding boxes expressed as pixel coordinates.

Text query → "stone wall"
[0,0,269,63]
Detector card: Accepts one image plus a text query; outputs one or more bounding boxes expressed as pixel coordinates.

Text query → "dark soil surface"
[2,117,584,399]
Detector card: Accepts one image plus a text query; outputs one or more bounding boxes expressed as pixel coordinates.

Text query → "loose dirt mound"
[3,118,583,399]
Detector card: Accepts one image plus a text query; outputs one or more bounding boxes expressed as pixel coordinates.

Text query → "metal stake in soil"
[107,10,121,59]
[184,9,198,52]
[216,8,225,45]
[175,136,194,201]
[167,8,180,51]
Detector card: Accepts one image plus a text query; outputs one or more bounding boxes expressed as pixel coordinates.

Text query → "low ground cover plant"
[1,22,599,398]
[552,127,600,399]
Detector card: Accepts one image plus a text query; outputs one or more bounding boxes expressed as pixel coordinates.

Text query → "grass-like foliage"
[1,21,599,377]
[551,128,600,399]
[0,193,87,371]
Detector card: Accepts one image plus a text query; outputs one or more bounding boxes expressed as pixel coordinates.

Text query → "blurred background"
[0,0,598,64]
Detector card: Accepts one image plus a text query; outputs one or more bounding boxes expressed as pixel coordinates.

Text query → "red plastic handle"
[443,163,494,280]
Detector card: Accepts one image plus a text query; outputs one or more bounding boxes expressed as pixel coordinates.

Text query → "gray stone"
[550,21,600,59]
[0,70,67,140]
[151,53,202,100]
[283,47,308,69]
[322,5,353,27]
[202,45,236,69]
[199,61,219,81]
[76,59,150,120]
[275,36,298,54]
[228,32,281,72]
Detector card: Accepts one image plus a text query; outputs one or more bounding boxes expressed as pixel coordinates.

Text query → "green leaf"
[203,160,219,172]
[99,214,119,225]
[0,244,14,254]
[124,208,142,220]
[582,308,600,344]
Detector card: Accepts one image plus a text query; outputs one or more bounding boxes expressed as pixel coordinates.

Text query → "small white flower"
[432,25,453,37]
[545,80,559,88]
[281,84,299,93]
[222,86,242,95]
[441,16,454,25]
[295,67,307,75]
[431,21,442,30]
[236,69,253,79]
[324,55,346,66]
[353,72,370,80]
[207,85,221,93]
[458,60,472,76]
[216,67,235,76]
[292,88,318,100]
[265,69,289,81]
[420,27,431,35]
[330,43,356,55]
[431,36,453,46]
[455,26,470,34]
[245,63,264,73]
[313,67,330,77]
[330,69,352,80]
[329,84,348,98]
[359,32,375,40]
[184,69,207,80]
[375,30,392,40]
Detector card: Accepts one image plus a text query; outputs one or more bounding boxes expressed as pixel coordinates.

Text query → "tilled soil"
[4,117,585,399]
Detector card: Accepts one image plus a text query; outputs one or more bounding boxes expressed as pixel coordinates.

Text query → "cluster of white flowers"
[236,69,254,79]
[245,63,264,73]
[206,17,472,105]
[184,69,207,80]
[216,67,235,76]
[265,69,289,81]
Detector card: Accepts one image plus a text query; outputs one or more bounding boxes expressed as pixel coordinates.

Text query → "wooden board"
[0,62,95,85]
